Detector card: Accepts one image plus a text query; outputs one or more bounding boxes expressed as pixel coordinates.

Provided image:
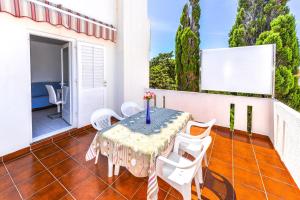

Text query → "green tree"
[274,66,294,98]
[175,0,200,92]
[229,1,300,111]
[229,0,288,47]
[287,82,300,111]
[149,52,176,90]
[257,14,300,109]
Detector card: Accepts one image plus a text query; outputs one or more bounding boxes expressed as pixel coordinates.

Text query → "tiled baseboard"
[1,124,93,163]
[0,123,271,163]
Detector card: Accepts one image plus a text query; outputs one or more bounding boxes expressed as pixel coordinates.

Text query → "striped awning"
[0,0,116,42]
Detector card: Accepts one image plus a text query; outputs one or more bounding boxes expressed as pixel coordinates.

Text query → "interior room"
[30,35,72,140]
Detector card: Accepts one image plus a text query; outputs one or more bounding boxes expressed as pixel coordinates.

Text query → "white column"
[116,0,150,108]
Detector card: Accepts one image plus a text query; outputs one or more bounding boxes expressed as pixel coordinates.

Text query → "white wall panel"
[0,24,32,156]
[30,41,61,82]
[116,0,150,109]
[273,101,300,188]
[0,13,116,156]
[48,0,117,26]
[201,45,275,95]
[149,89,274,137]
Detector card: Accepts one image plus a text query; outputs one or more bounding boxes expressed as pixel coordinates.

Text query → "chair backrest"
[45,85,57,104]
[90,108,124,131]
[187,119,216,138]
[202,119,216,137]
[190,136,212,177]
[121,101,143,117]
[62,86,69,104]
[173,136,211,171]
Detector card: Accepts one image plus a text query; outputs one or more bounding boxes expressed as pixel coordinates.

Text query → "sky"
[148,0,300,58]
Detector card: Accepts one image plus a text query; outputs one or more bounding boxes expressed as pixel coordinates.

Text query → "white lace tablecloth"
[86,107,191,200]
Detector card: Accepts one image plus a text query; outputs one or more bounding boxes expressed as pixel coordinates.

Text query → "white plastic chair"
[121,101,143,118]
[45,85,62,113]
[90,108,124,177]
[156,136,212,200]
[179,119,216,166]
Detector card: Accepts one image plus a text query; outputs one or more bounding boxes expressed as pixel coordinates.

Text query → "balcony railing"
[149,88,300,188]
[274,100,300,187]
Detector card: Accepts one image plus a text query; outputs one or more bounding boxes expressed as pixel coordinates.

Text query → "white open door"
[0,25,32,154]
[61,43,72,124]
[77,42,107,127]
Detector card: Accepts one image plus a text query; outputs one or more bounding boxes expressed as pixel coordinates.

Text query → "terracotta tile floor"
[0,126,299,200]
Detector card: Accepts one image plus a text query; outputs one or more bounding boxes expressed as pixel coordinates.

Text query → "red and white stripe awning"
[0,0,117,42]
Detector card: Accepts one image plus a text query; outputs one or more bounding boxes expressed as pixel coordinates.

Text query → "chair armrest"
[173,133,204,154]
[186,121,208,134]
[177,132,207,140]
[157,156,192,169]
[186,119,216,135]
[113,114,125,121]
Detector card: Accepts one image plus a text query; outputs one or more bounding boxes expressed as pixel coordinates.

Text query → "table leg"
[95,149,99,164]
[114,165,120,175]
[108,158,113,177]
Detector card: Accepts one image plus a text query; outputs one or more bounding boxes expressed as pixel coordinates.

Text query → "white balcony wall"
[148,89,274,137]
[116,0,150,109]
[0,0,150,156]
[0,13,117,156]
[273,101,300,187]
[48,0,117,26]
[0,23,32,156]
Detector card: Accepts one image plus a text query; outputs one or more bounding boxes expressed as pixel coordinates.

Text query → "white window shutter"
[80,44,104,89]
[93,47,104,88]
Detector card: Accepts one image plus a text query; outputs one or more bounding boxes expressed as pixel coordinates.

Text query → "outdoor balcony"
[0,0,299,199]
[0,119,299,200]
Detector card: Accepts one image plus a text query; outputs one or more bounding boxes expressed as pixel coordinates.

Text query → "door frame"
[28,30,78,142]
[60,43,72,124]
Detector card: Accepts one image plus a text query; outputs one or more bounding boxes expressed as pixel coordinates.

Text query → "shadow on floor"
[202,169,236,200]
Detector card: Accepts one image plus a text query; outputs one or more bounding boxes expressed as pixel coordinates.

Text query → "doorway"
[30,35,72,141]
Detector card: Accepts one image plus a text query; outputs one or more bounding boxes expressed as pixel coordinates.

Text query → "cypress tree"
[229,0,288,47]
[175,0,201,92]
[175,4,189,90]
[257,14,300,109]
[230,0,300,111]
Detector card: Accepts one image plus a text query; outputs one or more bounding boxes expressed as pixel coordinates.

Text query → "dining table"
[86,107,192,200]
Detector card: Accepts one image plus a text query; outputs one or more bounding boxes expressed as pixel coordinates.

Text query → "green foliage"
[287,81,300,111]
[229,0,288,47]
[258,15,300,72]
[149,52,176,90]
[230,1,300,112]
[175,0,200,92]
[247,106,252,133]
[180,4,190,28]
[257,14,300,110]
[230,104,235,131]
[274,66,294,98]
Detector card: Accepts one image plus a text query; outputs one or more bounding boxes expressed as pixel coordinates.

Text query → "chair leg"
[180,184,191,200]
[198,167,204,184]
[114,164,120,176]
[204,153,208,167]
[95,150,100,164]
[57,104,61,113]
[195,177,202,200]
[108,158,113,177]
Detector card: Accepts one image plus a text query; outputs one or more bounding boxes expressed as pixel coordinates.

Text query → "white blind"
[80,44,104,89]
[93,47,104,88]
